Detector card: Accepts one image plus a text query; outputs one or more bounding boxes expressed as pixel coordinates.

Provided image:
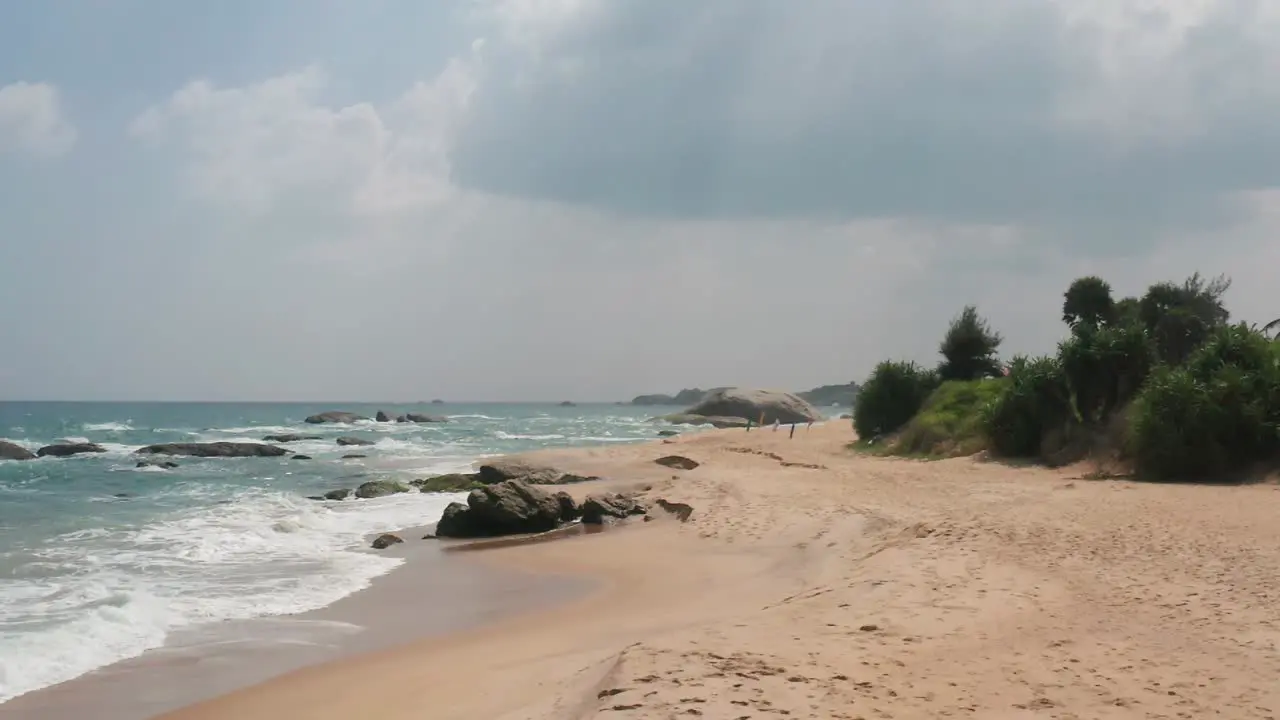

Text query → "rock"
[324,488,351,501]
[653,498,694,522]
[797,382,861,408]
[292,455,313,460]
[660,413,751,429]
[655,455,699,470]
[136,442,289,457]
[581,493,647,524]
[136,460,179,469]
[304,411,368,424]
[0,441,36,461]
[684,388,821,425]
[262,434,323,443]
[434,480,564,538]
[396,413,447,423]
[37,442,107,458]
[657,430,680,437]
[306,495,325,501]
[430,399,445,405]
[559,401,577,407]
[341,454,368,459]
[375,410,395,422]
[476,460,564,485]
[411,473,483,492]
[336,436,374,447]
[839,413,853,420]
[553,490,580,521]
[354,480,412,499]
[557,473,601,484]
[370,533,404,550]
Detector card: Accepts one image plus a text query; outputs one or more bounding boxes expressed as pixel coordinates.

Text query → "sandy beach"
[71,421,1280,718]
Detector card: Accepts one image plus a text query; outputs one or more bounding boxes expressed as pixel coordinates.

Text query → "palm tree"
[1264,317,1280,339]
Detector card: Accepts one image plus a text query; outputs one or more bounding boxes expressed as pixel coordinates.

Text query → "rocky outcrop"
[336,436,374,447]
[136,442,289,457]
[553,490,580,521]
[37,443,107,458]
[304,411,368,424]
[580,493,647,524]
[354,480,412,499]
[559,401,577,407]
[397,413,447,423]
[411,473,484,492]
[655,455,699,470]
[136,460,179,469]
[684,388,821,425]
[262,434,323,443]
[0,441,36,461]
[477,460,565,485]
[324,488,351,501]
[432,480,564,538]
[631,388,722,406]
[370,533,403,549]
[375,410,394,422]
[660,414,751,429]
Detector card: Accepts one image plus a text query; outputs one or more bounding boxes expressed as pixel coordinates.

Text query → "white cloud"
[0,81,77,157]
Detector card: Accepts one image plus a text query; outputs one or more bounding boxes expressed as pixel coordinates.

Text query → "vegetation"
[852,271,1280,481]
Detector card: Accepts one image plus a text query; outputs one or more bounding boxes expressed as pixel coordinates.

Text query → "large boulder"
[304,411,368,424]
[136,442,289,457]
[476,460,565,485]
[336,436,374,447]
[434,480,564,538]
[0,441,36,461]
[263,434,323,443]
[37,443,107,458]
[324,488,352,501]
[581,493,647,524]
[354,480,412,499]
[683,388,821,425]
[397,413,447,423]
[370,533,404,549]
[375,410,395,422]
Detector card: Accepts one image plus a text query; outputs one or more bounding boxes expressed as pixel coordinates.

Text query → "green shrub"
[854,361,939,439]
[1058,322,1155,424]
[937,305,1004,381]
[982,355,1073,457]
[885,379,1007,458]
[1129,325,1280,480]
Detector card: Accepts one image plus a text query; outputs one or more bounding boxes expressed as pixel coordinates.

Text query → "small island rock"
[37,442,108,458]
[304,411,368,424]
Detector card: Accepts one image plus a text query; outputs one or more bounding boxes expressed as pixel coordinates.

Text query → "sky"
[2,0,1279,402]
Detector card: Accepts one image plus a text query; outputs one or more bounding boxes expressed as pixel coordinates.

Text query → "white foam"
[0,488,464,703]
[82,422,133,432]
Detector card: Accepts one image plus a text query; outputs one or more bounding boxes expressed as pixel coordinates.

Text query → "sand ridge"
[160,422,1280,719]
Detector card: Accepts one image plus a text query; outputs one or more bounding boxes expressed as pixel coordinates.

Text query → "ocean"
[0,401,694,704]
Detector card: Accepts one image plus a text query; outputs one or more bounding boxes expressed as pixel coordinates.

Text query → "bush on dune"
[884,379,1007,458]
[853,360,938,439]
[982,355,1074,458]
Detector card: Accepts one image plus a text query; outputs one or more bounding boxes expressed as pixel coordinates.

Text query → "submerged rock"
[263,434,323,443]
[657,430,680,437]
[341,454,368,460]
[370,533,404,550]
[396,413,447,423]
[654,455,699,470]
[353,480,411,499]
[292,455,313,460]
[0,441,36,461]
[580,493,647,525]
[136,460,179,469]
[304,411,368,424]
[324,488,351,501]
[136,442,289,457]
[336,436,374,447]
[433,480,564,538]
[684,388,821,425]
[375,410,395,422]
[37,442,107,458]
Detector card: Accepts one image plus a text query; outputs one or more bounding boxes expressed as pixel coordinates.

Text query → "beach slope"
[160,422,1280,719]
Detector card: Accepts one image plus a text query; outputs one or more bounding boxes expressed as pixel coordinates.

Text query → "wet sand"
[1,526,590,720]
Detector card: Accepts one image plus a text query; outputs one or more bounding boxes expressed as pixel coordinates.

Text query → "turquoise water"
[0,401,686,703]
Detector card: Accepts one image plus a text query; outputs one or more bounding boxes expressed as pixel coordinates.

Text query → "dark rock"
[114,492,132,499]
[557,473,601,484]
[0,441,36,461]
[306,495,325,501]
[553,490,580,522]
[581,493,647,524]
[341,454,368,459]
[559,401,577,407]
[370,533,404,550]
[136,460,179,469]
[430,399,445,405]
[324,488,351,501]
[375,410,395,422]
[292,455,313,460]
[410,473,483,492]
[684,388,821,425]
[304,411,368,424]
[37,442,107,458]
[354,480,412,499]
[655,455,699,470]
[653,498,694,522]
[136,442,289,457]
[336,436,374,447]
[434,480,564,538]
[659,413,751,429]
[476,460,564,485]
[396,413,447,423]
[839,413,853,420]
[657,430,680,437]
[262,434,323,443]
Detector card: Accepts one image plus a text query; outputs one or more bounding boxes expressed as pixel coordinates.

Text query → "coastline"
[17,419,1280,718]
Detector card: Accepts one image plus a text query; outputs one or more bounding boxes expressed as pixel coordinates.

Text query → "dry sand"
[158,422,1280,719]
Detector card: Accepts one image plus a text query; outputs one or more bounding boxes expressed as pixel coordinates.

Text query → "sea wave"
[82,422,133,433]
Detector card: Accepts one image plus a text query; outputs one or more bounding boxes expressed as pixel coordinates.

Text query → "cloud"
[0,81,77,157]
